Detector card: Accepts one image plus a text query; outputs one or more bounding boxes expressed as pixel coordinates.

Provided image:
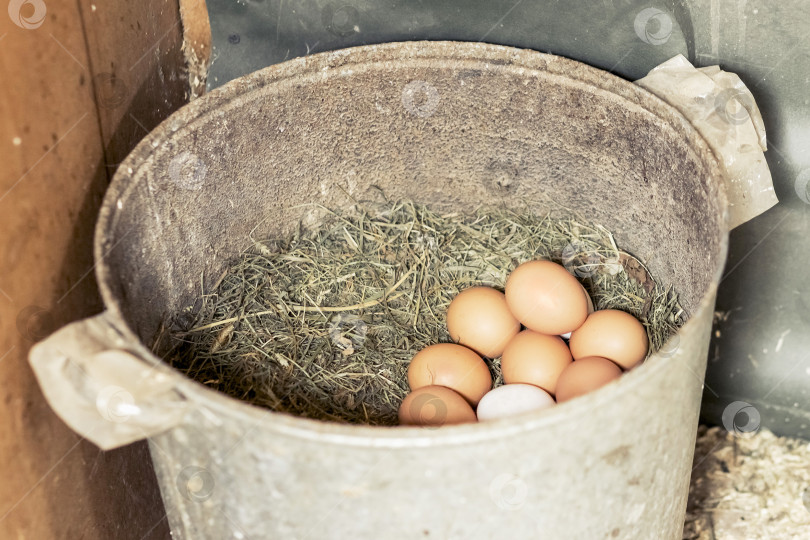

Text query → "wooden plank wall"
[0,0,209,537]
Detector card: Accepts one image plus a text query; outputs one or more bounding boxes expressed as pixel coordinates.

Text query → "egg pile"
[398,260,649,427]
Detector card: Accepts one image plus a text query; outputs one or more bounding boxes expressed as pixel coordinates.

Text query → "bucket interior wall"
[93,44,731,540]
[101,48,725,349]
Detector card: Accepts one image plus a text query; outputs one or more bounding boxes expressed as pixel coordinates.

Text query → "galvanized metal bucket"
[30,42,733,539]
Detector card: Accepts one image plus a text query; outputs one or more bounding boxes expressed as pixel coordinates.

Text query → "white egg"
[476,384,555,421]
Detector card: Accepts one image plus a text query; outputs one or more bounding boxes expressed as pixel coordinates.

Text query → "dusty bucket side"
[32,41,729,539]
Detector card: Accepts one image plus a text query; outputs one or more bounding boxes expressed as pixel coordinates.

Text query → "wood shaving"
[685,425,810,539]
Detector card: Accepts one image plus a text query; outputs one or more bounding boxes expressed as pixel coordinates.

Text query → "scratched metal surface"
[92,42,728,538]
[205,0,810,439]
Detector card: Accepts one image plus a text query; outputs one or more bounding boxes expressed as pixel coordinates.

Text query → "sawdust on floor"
[685,425,810,539]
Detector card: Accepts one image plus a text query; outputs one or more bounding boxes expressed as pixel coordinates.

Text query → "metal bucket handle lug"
[28,312,190,450]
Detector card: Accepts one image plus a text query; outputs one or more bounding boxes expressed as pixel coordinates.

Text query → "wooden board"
[0,1,209,537]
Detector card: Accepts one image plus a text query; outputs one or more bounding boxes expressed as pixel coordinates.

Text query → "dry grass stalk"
[157,201,684,425]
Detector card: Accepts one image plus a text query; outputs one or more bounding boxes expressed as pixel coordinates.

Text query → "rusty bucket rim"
[95,40,729,447]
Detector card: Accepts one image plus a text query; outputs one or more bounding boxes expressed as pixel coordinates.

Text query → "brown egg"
[505,260,589,335]
[500,330,573,395]
[555,356,622,402]
[569,309,649,369]
[561,285,594,339]
[583,285,595,314]
[399,385,477,426]
[446,286,521,358]
[408,343,492,406]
